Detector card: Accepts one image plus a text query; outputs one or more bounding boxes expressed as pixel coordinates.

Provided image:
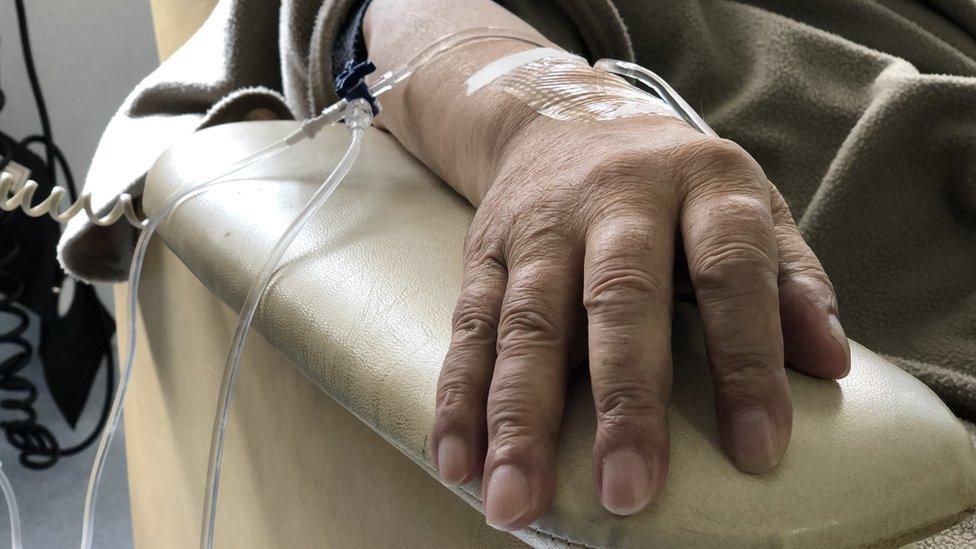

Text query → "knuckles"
[709,349,784,391]
[486,374,554,446]
[451,299,499,343]
[486,126,771,238]
[690,239,777,293]
[496,304,566,356]
[593,378,663,429]
[462,217,507,266]
[779,260,834,294]
[435,372,479,415]
[583,266,668,316]
[670,138,761,183]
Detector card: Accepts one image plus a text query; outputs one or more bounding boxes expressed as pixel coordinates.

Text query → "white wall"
[0,0,158,185]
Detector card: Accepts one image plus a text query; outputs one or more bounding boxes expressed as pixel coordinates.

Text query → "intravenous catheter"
[0,26,716,549]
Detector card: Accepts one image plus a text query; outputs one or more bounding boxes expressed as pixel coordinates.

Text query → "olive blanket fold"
[59,0,976,423]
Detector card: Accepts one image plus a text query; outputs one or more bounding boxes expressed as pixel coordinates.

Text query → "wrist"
[486,113,698,203]
[403,51,692,204]
[375,39,547,203]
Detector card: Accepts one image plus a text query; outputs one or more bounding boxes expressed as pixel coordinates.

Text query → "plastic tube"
[79,30,548,545]
[79,74,346,549]
[78,124,323,549]
[0,29,496,228]
[594,59,717,137]
[367,27,548,98]
[194,29,549,548]
[199,100,371,549]
[2,101,350,237]
[0,462,22,549]
[196,30,718,549]
[75,26,713,549]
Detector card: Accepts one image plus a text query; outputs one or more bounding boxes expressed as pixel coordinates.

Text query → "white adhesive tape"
[466,48,683,123]
[465,47,586,95]
[490,57,682,122]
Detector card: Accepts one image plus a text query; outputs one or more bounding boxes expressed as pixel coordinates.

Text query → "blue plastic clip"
[336,60,380,116]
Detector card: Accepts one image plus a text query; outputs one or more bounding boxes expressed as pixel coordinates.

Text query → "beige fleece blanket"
[60,0,976,422]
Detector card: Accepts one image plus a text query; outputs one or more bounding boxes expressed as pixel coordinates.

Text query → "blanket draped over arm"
[58,0,976,421]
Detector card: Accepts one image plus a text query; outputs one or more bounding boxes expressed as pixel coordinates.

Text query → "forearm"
[362,0,553,205]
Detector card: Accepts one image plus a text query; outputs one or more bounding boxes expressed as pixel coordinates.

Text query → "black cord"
[19,135,75,195]
[13,0,64,197]
[0,0,114,469]
[0,31,5,112]
[0,263,57,469]
[0,251,115,468]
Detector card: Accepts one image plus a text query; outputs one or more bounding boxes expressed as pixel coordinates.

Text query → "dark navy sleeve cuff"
[331,0,376,84]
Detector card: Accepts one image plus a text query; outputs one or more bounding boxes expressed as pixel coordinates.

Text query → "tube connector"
[290,100,349,145]
[336,60,380,116]
[344,98,374,132]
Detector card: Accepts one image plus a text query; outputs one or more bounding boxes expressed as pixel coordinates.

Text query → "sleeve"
[331,0,377,82]
[328,0,634,90]
[58,0,295,282]
[315,0,632,114]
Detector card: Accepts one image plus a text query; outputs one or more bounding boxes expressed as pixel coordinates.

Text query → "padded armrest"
[144,121,976,547]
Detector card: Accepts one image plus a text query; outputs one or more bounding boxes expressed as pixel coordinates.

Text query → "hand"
[430,114,851,530]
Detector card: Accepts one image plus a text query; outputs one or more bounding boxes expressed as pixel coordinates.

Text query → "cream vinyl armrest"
[142,120,976,548]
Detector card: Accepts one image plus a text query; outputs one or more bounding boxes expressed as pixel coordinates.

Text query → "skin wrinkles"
[366,0,852,530]
[583,224,673,316]
[690,237,779,291]
[450,304,499,344]
[496,302,567,356]
[487,372,564,445]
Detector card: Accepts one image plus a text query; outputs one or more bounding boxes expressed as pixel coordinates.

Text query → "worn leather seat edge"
[133,120,976,547]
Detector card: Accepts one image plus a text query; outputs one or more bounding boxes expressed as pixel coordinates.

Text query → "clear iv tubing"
[66,24,712,549]
[77,112,344,549]
[199,102,369,549]
[73,27,547,549]
[0,462,22,549]
[594,59,718,138]
[197,28,548,549]
[198,49,718,549]
[29,26,540,231]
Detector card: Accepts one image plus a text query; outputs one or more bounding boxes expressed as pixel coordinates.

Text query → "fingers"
[679,141,792,474]
[583,213,675,516]
[433,252,508,485]
[482,242,580,531]
[770,188,851,379]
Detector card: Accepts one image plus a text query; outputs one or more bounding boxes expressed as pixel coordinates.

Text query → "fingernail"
[484,464,531,530]
[601,449,653,515]
[730,407,780,473]
[437,435,469,485]
[827,314,851,374]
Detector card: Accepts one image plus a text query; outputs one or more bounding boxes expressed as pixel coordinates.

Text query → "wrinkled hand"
[430,115,851,530]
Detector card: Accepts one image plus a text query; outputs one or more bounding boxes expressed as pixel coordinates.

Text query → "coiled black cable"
[0,0,115,469]
[0,261,54,468]
[0,256,55,468]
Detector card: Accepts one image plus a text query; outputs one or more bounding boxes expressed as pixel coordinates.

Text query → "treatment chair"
[118,1,976,546]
